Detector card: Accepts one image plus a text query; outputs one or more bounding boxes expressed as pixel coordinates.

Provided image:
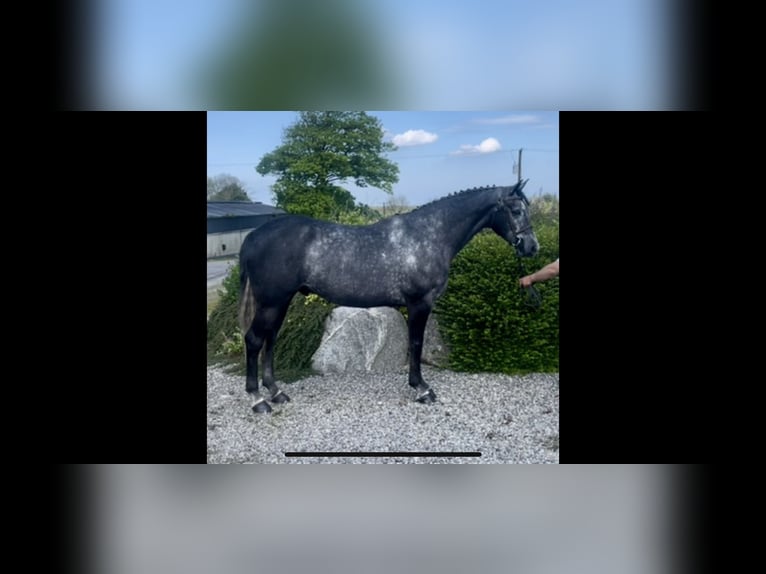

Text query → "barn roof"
[207,201,285,218]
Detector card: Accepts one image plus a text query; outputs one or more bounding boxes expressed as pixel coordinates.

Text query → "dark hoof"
[270,391,291,404]
[252,401,273,414]
[416,389,436,404]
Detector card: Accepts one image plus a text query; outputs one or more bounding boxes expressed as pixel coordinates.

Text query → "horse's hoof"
[416,389,436,404]
[252,401,273,414]
[270,390,291,404]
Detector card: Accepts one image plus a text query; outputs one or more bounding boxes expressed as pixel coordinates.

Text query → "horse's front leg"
[406,300,436,404]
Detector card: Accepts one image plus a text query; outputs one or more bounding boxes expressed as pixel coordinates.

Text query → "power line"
[208,149,559,168]
[390,148,558,159]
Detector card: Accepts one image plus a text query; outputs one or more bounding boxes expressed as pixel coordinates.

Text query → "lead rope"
[518,258,542,309]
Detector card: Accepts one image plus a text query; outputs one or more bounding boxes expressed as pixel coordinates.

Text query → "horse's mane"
[409,185,501,214]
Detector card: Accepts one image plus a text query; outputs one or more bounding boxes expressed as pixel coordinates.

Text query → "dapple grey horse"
[239,180,538,413]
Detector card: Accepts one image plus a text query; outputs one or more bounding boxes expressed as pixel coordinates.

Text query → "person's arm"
[519,259,559,287]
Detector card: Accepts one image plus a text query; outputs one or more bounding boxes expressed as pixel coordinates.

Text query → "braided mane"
[411,185,500,213]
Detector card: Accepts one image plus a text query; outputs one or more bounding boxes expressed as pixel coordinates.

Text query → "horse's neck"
[415,189,498,259]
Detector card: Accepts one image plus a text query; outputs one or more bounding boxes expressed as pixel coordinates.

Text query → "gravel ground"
[207,364,558,464]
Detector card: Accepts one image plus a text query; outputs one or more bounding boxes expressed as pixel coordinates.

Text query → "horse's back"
[241,215,317,257]
[243,214,306,243]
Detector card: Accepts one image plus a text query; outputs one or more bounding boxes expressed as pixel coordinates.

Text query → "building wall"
[207,212,286,259]
[207,213,283,234]
[207,229,257,259]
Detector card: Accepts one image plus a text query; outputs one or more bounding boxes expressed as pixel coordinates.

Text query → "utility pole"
[517,148,523,184]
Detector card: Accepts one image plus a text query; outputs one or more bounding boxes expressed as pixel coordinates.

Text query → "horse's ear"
[505,179,530,205]
[518,179,530,205]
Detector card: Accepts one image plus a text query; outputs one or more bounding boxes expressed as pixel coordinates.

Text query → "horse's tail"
[238,266,256,333]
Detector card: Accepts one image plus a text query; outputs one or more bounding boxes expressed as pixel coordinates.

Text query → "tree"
[207,174,250,201]
[256,112,399,220]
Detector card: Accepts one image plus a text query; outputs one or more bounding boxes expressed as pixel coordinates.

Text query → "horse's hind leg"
[406,300,437,404]
[261,302,291,404]
[244,325,271,414]
[245,301,292,414]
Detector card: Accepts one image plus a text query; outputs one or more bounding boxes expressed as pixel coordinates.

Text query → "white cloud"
[476,114,541,125]
[392,129,439,147]
[478,138,502,152]
[451,137,502,156]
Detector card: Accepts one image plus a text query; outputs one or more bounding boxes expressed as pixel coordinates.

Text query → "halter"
[511,188,541,308]
[490,188,541,309]
[491,188,533,248]
[511,224,533,247]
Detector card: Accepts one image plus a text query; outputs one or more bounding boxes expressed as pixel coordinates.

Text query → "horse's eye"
[510,209,522,217]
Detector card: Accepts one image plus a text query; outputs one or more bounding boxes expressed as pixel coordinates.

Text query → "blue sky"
[207,111,559,208]
[97,0,669,110]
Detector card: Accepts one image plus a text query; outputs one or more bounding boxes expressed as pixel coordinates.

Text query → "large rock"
[311,307,408,373]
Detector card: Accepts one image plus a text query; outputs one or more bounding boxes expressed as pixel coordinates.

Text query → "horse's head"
[490,180,539,257]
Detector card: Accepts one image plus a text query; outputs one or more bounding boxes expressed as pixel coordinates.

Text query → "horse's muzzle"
[514,235,539,257]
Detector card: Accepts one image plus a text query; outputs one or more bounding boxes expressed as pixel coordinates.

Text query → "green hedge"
[272,293,336,371]
[435,201,559,373]
[207,262,244,359]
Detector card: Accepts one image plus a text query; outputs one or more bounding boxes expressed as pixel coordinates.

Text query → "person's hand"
[519,275,534,288]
